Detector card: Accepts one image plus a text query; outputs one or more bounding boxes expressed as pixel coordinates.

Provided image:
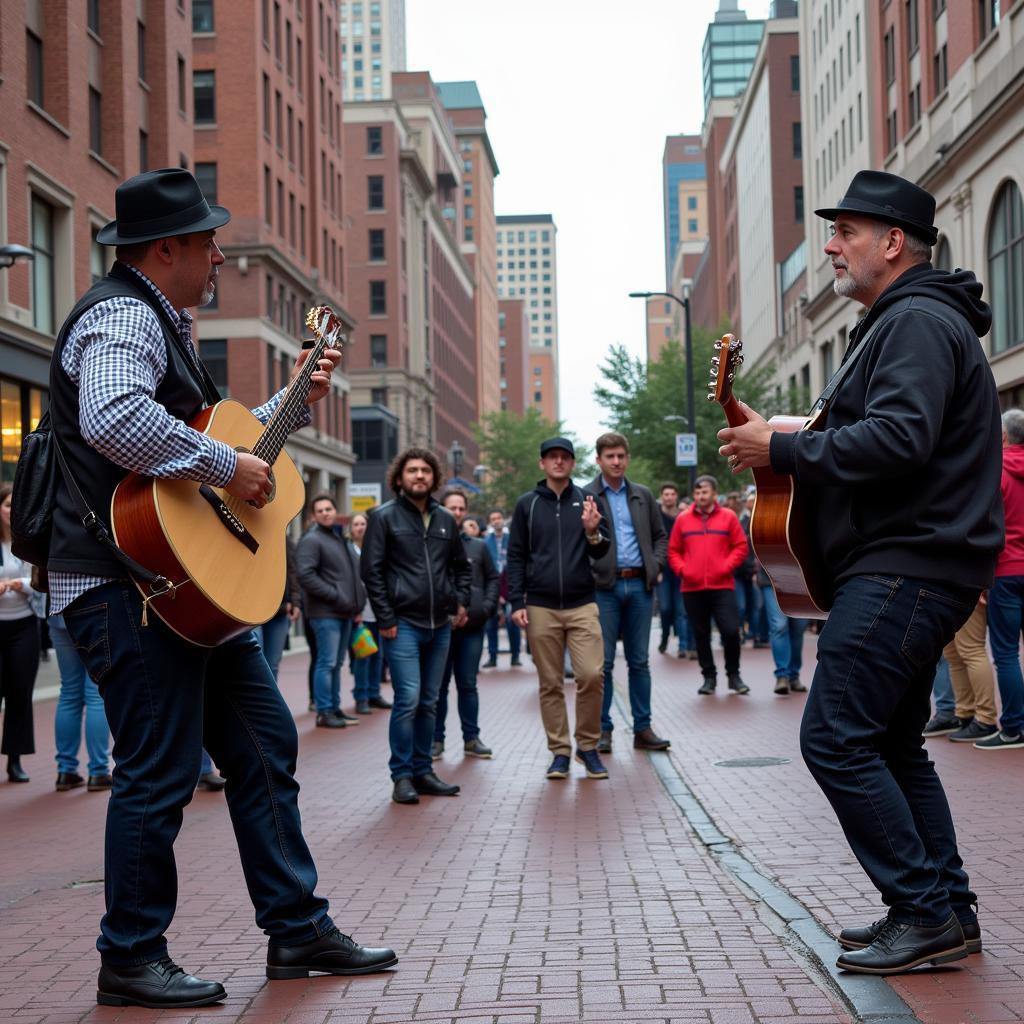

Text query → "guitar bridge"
[197,484,261,554]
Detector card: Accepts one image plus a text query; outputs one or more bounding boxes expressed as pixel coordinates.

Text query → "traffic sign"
[675,433,698,467]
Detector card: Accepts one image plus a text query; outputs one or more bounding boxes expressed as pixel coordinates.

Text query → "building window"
[199,340,228,397]
[886,110,898,153]
[464,204,474,221]
[367,175,384,209]
[821,340,834,384]
[263,165,272,225]
[988,181,1024,355]
[193,0,214,32]
[792,121,802,159]
[88,0,101,34]
[464,225,474,242]
[934,43,948,94]
[794,186,804,224]
[30,195,55,335]
[195,162,217,205]
[688,218,698,232]
[908,83,921,128]
[90,225,109,284]
[139,128,148,171]
[884,29,896,85]
[934,236,952,271]
[790,54,800,92]
[176,56,187,112]
[137,19,147,83]
[89,87,103,155]
[367,125,382,154]
[26,29,44,108]
[978,0,999,38]
[370,387,388,406]
[368,228,385,260]
[194,70,216,123]
[905,0,919,55]
[370,334,387,367]
[933,0,946,15]
[369,280,386,314]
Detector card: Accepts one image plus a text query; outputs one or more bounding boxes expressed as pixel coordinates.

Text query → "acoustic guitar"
[708,334,831,619]
[111,306,345,646]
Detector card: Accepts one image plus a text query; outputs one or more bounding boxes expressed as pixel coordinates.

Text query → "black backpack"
[9,410,58,567]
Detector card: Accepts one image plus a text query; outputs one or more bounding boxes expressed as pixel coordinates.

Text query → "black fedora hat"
[814,170,937,246]
[96,168,230,246]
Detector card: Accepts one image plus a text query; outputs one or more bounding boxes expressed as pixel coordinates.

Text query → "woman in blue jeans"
[349,514,387,714]
[50,612,111,791]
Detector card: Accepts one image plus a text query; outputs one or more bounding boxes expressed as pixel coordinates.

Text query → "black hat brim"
[96,204,231,246]
[813,203,937,246]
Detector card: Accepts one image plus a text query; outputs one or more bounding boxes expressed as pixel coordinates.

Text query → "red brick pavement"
[0,647,850,1024]
[644,633,1024,1024]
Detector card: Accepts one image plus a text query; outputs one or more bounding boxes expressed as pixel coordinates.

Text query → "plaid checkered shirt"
[49,263,310,614]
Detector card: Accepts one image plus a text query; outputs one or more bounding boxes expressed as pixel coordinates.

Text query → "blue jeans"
[759,585,807,679]
[486,602,521,660]
[596,579,654,733]
[384,620,451,780]
[656,569,690,652]
[435,626,485,743]
[309,617,353,714]
[932,656,955,717]
[255,608,290,682]
[50,613,109,776]
[734,574,762,638]
[352,622,382,703]
[62,581,333,964]
[800,574,977,926]
[985,575,1024,735]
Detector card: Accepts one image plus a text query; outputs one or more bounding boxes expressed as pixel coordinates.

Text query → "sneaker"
[597,730,612,754]
[973,730,1024,750]
[788,677,807,692]
[333,709,360,725]
[315,711,347,728]
[727,674,750,695]
[923,714,964,737]
[463,737,493,759]
[430,740,444,760]
[774,678,790,695]
[546,755,570,779]
[948,720,998,743]
[698,678,717,695]
[574,749,609,779]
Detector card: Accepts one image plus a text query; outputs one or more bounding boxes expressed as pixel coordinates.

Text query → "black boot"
[7,757,29,783]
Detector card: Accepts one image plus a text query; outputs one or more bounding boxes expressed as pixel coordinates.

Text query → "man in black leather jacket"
[432,489,500,762]
[360,448,472,805]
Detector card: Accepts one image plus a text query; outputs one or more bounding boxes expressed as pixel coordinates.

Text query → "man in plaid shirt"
[49,169,396,1010]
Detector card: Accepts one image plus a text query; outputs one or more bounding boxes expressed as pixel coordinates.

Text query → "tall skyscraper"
[496,214,559,419]
[339,0,405,101]
[702,0,765,117]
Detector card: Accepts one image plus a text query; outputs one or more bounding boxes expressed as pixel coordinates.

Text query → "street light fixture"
[628,288,696,491]
[447,439,465,480]
[0,244,34,269]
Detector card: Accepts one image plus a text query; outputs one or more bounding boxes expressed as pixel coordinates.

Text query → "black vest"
[47,262,220,576]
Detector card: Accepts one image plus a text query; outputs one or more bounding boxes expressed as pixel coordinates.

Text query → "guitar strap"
[808,297,914,417]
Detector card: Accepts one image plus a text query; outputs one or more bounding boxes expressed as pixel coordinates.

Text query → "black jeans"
[800,574,977,927]
[63,581,334,965]
[0,614,39,756]
[682,589,741,679]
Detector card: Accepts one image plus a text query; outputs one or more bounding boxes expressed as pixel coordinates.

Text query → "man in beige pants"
[507,438,611,780]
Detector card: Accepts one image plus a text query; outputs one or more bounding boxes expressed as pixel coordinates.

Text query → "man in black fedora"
[47,168,397,1008]
[717,169,1003,974]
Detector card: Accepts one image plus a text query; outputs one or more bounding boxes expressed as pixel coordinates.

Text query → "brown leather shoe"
[633,728,671,751]
[597,730,612,754]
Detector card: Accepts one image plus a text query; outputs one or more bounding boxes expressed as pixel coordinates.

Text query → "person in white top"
[349,513,390,714]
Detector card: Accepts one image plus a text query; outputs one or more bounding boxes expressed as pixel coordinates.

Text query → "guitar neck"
[720,395,748,429]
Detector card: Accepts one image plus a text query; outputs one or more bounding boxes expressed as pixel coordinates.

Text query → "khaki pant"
[527,604,603,755]
[942,598,998,726]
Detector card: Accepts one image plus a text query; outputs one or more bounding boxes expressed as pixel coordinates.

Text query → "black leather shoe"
[836,914,967,974]
[6,758,29,783]
[56,771,85,791]
[698,678,717,695]
[727,674,750,695]
[316,711,346,728]
[658,634,668,654]
[87,774,113,791]
[597,730,612,754]
[634,728,671,751]
[196,771,226,792]
[412,772,460,796]
[840,915,982,954]
[96,957,226,1007]
[368,696,392,709]
[392,778,419,804]
[266,927,398,979]
[355,701,372,714]
[332,708,360,725]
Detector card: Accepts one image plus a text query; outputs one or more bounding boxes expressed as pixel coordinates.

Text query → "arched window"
[934,235,952,271]
[989,180,1024,355]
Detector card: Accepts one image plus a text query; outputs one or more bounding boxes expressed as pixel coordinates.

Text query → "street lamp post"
[0,244,34,269]
[628,289,696,492]
[447,439,465,482]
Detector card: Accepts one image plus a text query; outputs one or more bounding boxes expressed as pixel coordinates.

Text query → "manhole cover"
[713,756,791,768]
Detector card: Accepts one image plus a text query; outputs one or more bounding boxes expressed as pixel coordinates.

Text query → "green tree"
[594,319,784,494]
[471,408,593,513]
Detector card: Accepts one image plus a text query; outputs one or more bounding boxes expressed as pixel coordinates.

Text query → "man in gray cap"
[506,438,611,781]
[718,170,1002,975]
[46,169,396,1008]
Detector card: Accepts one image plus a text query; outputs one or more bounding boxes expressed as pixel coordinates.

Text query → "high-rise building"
[1,0,193,482]
[702,1,765,117]
[662,135,707,287]
[437,81,502,421]
[339,0,405,102]
[496,214,559,418]
[645,296,676,363]
[498,299,530,414]
[191,0,355,511]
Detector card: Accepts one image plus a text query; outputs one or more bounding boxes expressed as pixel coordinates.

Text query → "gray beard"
[833,273,860,298]
[199,285,216,306]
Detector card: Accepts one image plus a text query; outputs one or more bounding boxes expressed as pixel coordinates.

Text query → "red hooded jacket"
[667,504,748,592]
[997,445,1024,576]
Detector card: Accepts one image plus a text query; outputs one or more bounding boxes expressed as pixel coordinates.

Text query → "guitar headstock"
[707,333,743,406]
[304,305,346,350]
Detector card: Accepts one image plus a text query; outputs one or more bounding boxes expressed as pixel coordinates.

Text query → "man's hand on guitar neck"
[717,401,774,473]
[293,347,342,406]
[225,452,273,507]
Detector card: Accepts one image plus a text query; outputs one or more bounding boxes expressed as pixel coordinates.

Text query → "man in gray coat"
[584,433,670,753]
[297,494,365,728]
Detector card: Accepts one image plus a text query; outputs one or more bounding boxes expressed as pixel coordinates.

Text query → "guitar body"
[111,399,305,647]
[749,411,832,619]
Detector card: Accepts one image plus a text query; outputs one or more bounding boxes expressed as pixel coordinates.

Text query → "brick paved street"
[0,631,1020,1024]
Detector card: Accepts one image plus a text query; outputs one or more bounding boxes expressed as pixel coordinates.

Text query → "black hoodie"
[770,263,1004,591]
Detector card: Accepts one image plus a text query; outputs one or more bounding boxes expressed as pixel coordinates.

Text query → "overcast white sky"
[406,0,773,440]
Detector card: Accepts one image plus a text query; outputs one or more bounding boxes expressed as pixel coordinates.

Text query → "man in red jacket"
[667,475,749,695]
